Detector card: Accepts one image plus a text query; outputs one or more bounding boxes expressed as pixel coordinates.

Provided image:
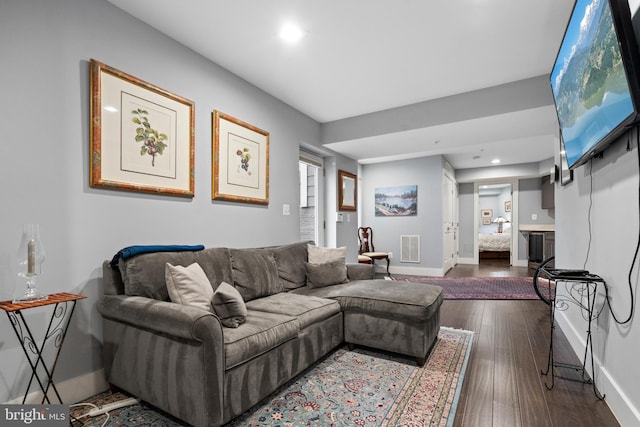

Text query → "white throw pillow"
[165,262,214,311]
[307,244,347,264]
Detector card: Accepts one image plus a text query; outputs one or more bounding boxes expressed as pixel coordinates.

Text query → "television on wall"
[550,0,640,170]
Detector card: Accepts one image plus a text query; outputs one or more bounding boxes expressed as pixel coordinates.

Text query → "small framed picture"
[481,209,492,218]
[482,218,491,225]
[212,110,269,205]
[505,201,512,212]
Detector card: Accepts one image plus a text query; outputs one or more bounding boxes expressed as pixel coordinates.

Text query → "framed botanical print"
[212,110,269,204]
[90,59,195,197]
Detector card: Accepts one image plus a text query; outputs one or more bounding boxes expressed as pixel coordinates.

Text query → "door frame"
[443,169,458,273]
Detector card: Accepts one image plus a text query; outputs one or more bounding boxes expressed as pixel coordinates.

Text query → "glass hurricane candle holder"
[14,224,48,303]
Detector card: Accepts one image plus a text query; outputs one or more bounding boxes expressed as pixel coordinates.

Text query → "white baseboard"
[450,257,528,267]
[555,312,637,427]
[598,367,640,427]
[389,265,443,277]
[512,259,528,267]
[5,369,109,405]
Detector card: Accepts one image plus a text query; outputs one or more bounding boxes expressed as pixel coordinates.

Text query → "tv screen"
[550,0,640,169]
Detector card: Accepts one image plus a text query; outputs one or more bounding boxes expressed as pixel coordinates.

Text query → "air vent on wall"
[400,235,420,263]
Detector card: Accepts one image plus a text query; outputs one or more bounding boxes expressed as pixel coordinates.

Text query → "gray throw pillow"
[165,262,214,311]
[305,258,349,288]
[230,249,283,301]
[212,282,247,328]
[271,241,310,290]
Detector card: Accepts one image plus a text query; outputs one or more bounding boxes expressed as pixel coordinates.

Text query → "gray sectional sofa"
[98,241,443,427]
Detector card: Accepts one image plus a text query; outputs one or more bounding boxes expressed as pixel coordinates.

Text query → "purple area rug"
[392,275,551,300]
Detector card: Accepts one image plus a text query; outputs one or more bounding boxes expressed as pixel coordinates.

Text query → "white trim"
[5,369,109,405]
[390,265,444,277]
[456,257,476,265]
[299,150,323,168]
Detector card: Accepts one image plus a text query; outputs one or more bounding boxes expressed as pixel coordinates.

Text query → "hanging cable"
[604,128,638,325]
[583,159,594,270]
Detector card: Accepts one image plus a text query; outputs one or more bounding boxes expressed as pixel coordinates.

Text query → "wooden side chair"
[357,226,390,276]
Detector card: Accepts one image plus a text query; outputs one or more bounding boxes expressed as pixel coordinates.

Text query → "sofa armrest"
[98,294,225,427]
[98,294,222,341]
[346,263,375,280]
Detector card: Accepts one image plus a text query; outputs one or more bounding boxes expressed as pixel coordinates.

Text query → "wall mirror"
[338,170,357,211]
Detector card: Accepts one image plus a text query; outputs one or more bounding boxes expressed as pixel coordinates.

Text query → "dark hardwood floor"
[440,260,619,427]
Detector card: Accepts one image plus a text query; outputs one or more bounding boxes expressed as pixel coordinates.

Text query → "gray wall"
[555,131,640,426]
[361,156,444,273]
[0,0,355,403]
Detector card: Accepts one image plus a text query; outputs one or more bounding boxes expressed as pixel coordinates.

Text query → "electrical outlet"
[531,213,538,220]
[388,252,393,259]
[282,204,290,216]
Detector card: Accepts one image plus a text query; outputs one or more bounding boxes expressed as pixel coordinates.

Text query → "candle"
[27,239,35,275]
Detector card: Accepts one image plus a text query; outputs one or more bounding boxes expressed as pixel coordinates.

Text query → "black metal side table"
[0,292,86,404]
[538,268,605,400]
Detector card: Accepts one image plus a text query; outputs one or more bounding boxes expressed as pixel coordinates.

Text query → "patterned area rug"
[70,327,473,427]
[392,275,552,300]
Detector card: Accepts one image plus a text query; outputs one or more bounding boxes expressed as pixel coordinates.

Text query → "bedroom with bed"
[479,229,511,260]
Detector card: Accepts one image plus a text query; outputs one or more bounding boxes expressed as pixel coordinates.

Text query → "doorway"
[475,180,518,266]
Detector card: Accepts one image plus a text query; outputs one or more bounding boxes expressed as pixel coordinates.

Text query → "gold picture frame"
[481,209,493,218]
[338,170,357,211]
[482,218,491,225]
[505,201,512,212]
[90,59,195,197]
[212,111,269,204]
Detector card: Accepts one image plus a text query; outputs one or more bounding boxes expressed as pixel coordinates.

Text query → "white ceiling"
[107,0,575,169]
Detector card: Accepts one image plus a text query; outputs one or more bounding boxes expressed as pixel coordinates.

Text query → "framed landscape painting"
[212,111,269,204]
[375,185,417,216]
[90,59,195,197]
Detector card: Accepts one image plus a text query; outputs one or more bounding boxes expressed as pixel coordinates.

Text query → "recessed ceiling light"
[279,23,303,43]
[491,159,500,164]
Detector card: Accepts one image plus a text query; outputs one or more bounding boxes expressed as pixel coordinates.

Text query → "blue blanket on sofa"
[110,245,205,269]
